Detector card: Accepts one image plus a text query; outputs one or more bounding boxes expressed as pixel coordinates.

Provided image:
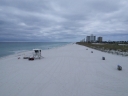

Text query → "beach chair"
[33,49,42,59]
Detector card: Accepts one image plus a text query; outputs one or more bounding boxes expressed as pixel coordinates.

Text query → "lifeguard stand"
[33,49,42,59]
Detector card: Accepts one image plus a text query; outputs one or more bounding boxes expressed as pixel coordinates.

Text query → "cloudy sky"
[0,0,128,42]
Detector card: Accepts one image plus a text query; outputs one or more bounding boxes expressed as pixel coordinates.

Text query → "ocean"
[0,42,70,58]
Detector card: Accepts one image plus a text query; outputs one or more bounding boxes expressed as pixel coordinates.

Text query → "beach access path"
[0,44,128,96]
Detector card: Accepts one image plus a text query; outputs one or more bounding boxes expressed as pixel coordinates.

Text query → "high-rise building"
[86,36,90,42]
[97,37,103,42]
[86,34,96,42]
[90,34,96,42]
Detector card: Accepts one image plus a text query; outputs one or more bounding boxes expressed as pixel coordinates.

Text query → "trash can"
[102,57,105,60]
[117,65,122,70]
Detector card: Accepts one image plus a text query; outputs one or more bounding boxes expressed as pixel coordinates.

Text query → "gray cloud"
[0,0,128,42]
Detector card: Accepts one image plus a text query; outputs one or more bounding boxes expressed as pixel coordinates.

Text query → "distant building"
[86,36,90,42]
[86,34,96,42]
[90,34,96,42]
[97,37,103,42]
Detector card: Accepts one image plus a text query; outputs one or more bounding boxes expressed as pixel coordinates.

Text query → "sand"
[0,44,128,96]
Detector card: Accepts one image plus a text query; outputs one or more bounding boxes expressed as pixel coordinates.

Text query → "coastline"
[0,44,128,96]
[0,42,70,59]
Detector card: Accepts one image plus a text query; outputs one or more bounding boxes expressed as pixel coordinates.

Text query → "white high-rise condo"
[86,34,96,42]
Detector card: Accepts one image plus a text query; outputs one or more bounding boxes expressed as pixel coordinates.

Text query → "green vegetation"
[76,42,128,52]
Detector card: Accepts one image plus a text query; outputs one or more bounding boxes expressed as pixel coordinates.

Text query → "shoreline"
[1,43,127,60]
[0,42,71,59]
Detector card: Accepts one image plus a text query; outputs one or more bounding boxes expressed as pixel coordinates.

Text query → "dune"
[0,44,128,96]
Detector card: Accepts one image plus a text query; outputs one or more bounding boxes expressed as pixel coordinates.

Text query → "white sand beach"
[0,44,128,96]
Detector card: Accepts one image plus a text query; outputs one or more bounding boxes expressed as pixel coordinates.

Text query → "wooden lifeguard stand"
[33,49,42,59]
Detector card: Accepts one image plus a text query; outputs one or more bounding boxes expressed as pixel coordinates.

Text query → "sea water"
[0,42,70,58]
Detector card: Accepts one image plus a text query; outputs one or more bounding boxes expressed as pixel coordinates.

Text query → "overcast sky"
[0,0,128,42]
